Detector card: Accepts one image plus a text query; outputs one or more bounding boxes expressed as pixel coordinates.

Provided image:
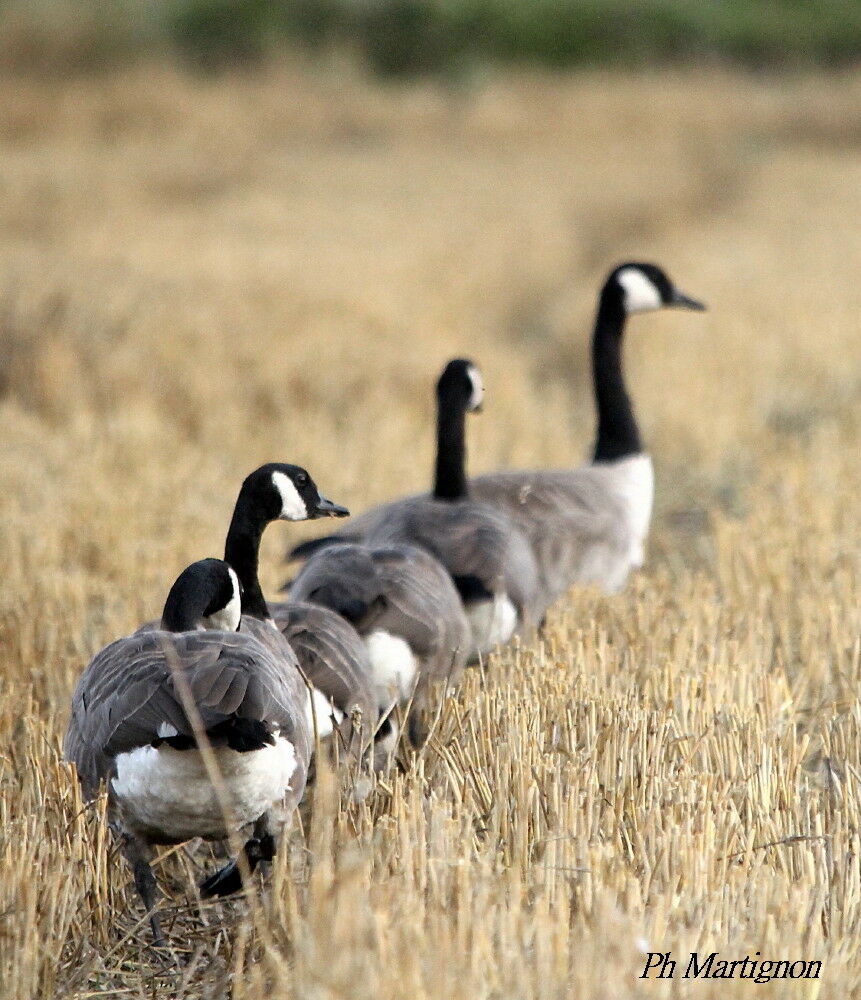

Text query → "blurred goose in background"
[64,557,312,946]
[464,263,705,606]
[289,264,705,615]
[287,541,470,740]
[291,359,539,657]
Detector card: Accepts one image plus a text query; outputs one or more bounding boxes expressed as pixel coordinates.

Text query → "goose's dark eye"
[296,473,308,485]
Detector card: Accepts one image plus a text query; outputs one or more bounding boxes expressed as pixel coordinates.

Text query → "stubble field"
[0,62,859,998]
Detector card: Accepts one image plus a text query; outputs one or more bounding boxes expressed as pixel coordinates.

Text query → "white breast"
[464,593,517,658]
[112,736,297,842]
[610,453,654,567]
[365,630,418,709]
[577,453,654,592]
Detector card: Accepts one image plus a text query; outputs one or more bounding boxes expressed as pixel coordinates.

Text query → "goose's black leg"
[123,837,164,947]
[199,830,276,898]
[133,858,164,947]
[252,813,277,881]
[408,711,427,749]
[406,687,434,749]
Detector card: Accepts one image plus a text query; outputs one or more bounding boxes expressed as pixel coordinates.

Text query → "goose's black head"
[161,558,242,633]
[603,262,706,317]
[437,358,485,415]
[239,463,350,523]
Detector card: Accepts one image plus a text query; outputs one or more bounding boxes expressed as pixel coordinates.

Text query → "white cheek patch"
[466,365,485,411]
[202,566,242,632]
[272,471,308,521]
[617,268,663,313]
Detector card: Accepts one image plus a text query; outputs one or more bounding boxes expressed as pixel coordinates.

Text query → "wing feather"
[63,627,311,798]
[289,464,637,616]
[269,601,377,722]
[288,542,470,685]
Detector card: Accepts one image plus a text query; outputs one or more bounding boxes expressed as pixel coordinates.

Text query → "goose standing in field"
[287,541,470,738]
[292,359,539,657]
[64,557,312,947]
[64,464,352,944]
[221,464,377,757]
[288,264,705,614]
[465,263,706,605]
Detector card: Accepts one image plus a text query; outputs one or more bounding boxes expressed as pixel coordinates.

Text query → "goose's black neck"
[592,287,642,463]
[224,505,270,621]
[433,402,468,500]
[161,560,232,632]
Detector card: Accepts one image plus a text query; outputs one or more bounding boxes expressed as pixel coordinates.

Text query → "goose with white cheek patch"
[461,263,706,607]
[286,541,470,744]
[63,557,312,947]
[220,464,379,762]
[139,465,377,766]
[291,360,539,658]
[289,264,705,616]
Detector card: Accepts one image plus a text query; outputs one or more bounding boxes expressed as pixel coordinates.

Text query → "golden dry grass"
[0,61,859,998]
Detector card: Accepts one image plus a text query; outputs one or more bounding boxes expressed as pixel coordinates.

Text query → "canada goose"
[218,465,379,756]
[287,542,470,733]
[289,264,705,612]
[141,464,376,756]
[463,263,705,604]
[64,464,350,944]
[63,557,312,947]
[293,360,539,657]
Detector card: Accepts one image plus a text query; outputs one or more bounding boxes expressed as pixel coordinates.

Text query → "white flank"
[466,364,485,411]
[617,267,662,313]
[365,630,417,709]
[465,593,518,657]
[271,471,308,521]
[112,735,297,842]
[305,687,344,739]
[201,566,241,632]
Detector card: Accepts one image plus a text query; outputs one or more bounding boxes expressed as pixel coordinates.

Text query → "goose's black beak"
[670,288,707,311]
[313,495,350,518]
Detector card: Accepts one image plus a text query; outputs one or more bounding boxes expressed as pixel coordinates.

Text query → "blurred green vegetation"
[2,0,861,75]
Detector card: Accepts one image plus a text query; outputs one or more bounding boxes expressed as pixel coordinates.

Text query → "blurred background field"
[4,0,861,75]
[0,3,860,998]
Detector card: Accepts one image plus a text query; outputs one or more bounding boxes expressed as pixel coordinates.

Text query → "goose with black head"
[221,465,379,758]
[288,264,705,615]
[64,557,312,946]
[291,360,539,657]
